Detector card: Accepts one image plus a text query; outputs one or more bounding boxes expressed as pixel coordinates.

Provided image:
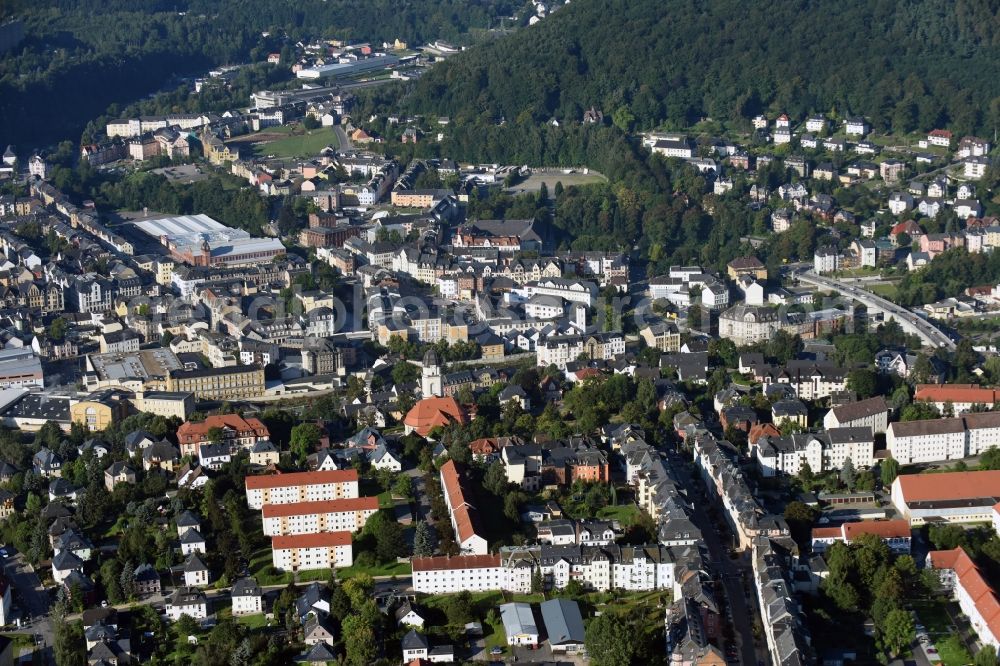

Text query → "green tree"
[783,501,817,550]
[881,608,915,657]
[586,613,637,666]
[846,368,877,398]
[975,645,998,666]
[880,457,899,487]
[413,520,435,556]
[48,317,68,342]
[980,447,1000,470]
[54,619,86,666]
[289,422,322,464]
[342,604,377,666]
[483,459,509,496]
[840,456,856,490]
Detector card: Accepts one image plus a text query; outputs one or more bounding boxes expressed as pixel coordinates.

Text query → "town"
[0,9,1000,666]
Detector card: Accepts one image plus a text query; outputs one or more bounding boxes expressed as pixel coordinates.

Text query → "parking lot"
[150,163,211,184]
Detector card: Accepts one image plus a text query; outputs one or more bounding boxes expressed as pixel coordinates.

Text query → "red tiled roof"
[271,531,352,550]
[261,496,378,518]
[811,526,841,539]
[178,414,269,444]
[410,554,500,571]
[894,470,1000,502]
[927,548,962,570]
[914,384,1000,406]
[748,423,780,445]
[843,519,910,541]
[403,397,468,436]
[245,469,358,490]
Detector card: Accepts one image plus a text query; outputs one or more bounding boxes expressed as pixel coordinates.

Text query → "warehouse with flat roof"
[296,54,400,80]
[132,214,285,267]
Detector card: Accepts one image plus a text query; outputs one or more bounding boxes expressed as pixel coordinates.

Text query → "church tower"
[421,348,442,397]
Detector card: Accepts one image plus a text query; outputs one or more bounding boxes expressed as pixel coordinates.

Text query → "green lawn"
[913,599,968,666]
[236,614,270,630]
[336,560,410,579]
[935,636,971,666]
[252,127,340,158]
[378,491,395,509]
[868,283,898,300]
[597,503,642,526]
[249,547,293,586]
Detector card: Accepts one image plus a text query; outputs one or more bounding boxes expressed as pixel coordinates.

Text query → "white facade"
[887,413,1000,464]
[261,498,379,536]
[245,470,359,509]
[271,533,354,571]
[232,592,262,616]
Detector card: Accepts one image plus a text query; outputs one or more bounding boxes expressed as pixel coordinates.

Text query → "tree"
[392,473,413,498]
[846,368,877,398]
[289,423,321,464]
[413,520,435,556]
[797,461,814,488]
[880,457,899,487]
[483,459,508,496]
[840,456,856,490]
[362,510,407,562]
[343,574,374,610]
[783,501,817,549]
[444,590,474,625]
[342,606,377,666]
[48,317,68,342]
[586,613,637,666]
[391,361,420,386]
[975,645,998,666]
[302,115,320,130]
[980,447,1000,470]
[881,608,915,657]
[54,619,86,666]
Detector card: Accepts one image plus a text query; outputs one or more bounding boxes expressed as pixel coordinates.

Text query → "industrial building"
[132,214,285,267]
[296,55,400,80]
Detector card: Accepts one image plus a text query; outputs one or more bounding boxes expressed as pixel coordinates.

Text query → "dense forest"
[406,0,1000,136]
[0,0,521,148]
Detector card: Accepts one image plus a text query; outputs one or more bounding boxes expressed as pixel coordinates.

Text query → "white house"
[166,587,209,622]
[823,396,889,433]
[500,603,539,646]
[231,577,263,616]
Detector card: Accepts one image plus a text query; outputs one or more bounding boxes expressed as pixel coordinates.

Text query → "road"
[334,125,353,151]
[671,452,760,666]
[796,270,956,350]
[3,552,53,664]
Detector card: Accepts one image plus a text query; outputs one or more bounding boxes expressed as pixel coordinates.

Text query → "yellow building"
[166,365,265,400]
[133,391,195,420]
[70,390,132,431]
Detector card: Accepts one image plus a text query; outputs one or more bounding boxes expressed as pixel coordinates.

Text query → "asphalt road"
[671,452,760,666]
[796,270,956,350]
[3,551,53,663]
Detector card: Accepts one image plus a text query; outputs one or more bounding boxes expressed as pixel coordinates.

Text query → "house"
[823,396,889,433]
[726,257,767,280]
[844,117,869,136]
[52,550,84,584]
[182,552,210,586]
[176,510,201,537]
[304,614,336,645]
[927,129,953,148]
[368,444,402,471]
[134,563,160,596]
[231,577,263,616]
[103,462,136,491]
[499,602,539,646]
[180,528,207,555]
[771,400,808,428]
[540,598,586,653]
[395,601,426,628]
[299,642,338,664]
[166,587,209,622]
[402,629,430,662]
[33,448,62,477]
[811,519,911,554]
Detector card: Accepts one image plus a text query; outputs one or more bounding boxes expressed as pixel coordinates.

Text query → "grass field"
[336,560,410,579]
[868,283,899,300]
[248,126,340,158]
[597,503,642,526]
[507,169,606,194]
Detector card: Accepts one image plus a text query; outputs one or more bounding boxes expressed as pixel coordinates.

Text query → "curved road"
[796,270,956,350]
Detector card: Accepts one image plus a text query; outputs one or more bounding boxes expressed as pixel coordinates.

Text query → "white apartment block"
[822,396,889,434]
[536,332,625,370]
[261,497,379,536]
[511,278,599,307]
[753,428,875,478]
[929,547,1000,650]
[245,470,359,509]
[887,412,1000,464]
[410,545,676,595]
[271,532,353,572]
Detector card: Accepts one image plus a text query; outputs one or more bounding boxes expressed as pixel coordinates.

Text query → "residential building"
[499,603,539,647]
[810,519,911,554]
[261,497,379,536]
[166,587,209,622]
[822,396,889,433]
[245,469,360,509]
[927,547,1000,650]
[891,470,1000,525]
[440,460,488,555]
[231,577,263,616]
[271,532,353,572]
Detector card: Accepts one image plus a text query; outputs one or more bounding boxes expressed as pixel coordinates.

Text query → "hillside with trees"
[407,0,1000,136]
[0,0,520,148]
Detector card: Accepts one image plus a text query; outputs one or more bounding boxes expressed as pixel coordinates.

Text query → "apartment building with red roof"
[914,384,1000,414]
[261,496,379,536]
[177,414,271,457]
[439,460,488,555]
[271,531,353,572]
[927,547,1000,650]
[810,519,911,554]
[890,470,1000,525]
[244,469,359,509]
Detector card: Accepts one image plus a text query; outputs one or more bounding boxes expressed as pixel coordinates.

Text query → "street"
[3,550,53,664]
[671,452,761,666]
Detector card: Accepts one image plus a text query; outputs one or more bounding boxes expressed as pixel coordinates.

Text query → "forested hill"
[0,0,518,149]
[407,0,1000,136]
